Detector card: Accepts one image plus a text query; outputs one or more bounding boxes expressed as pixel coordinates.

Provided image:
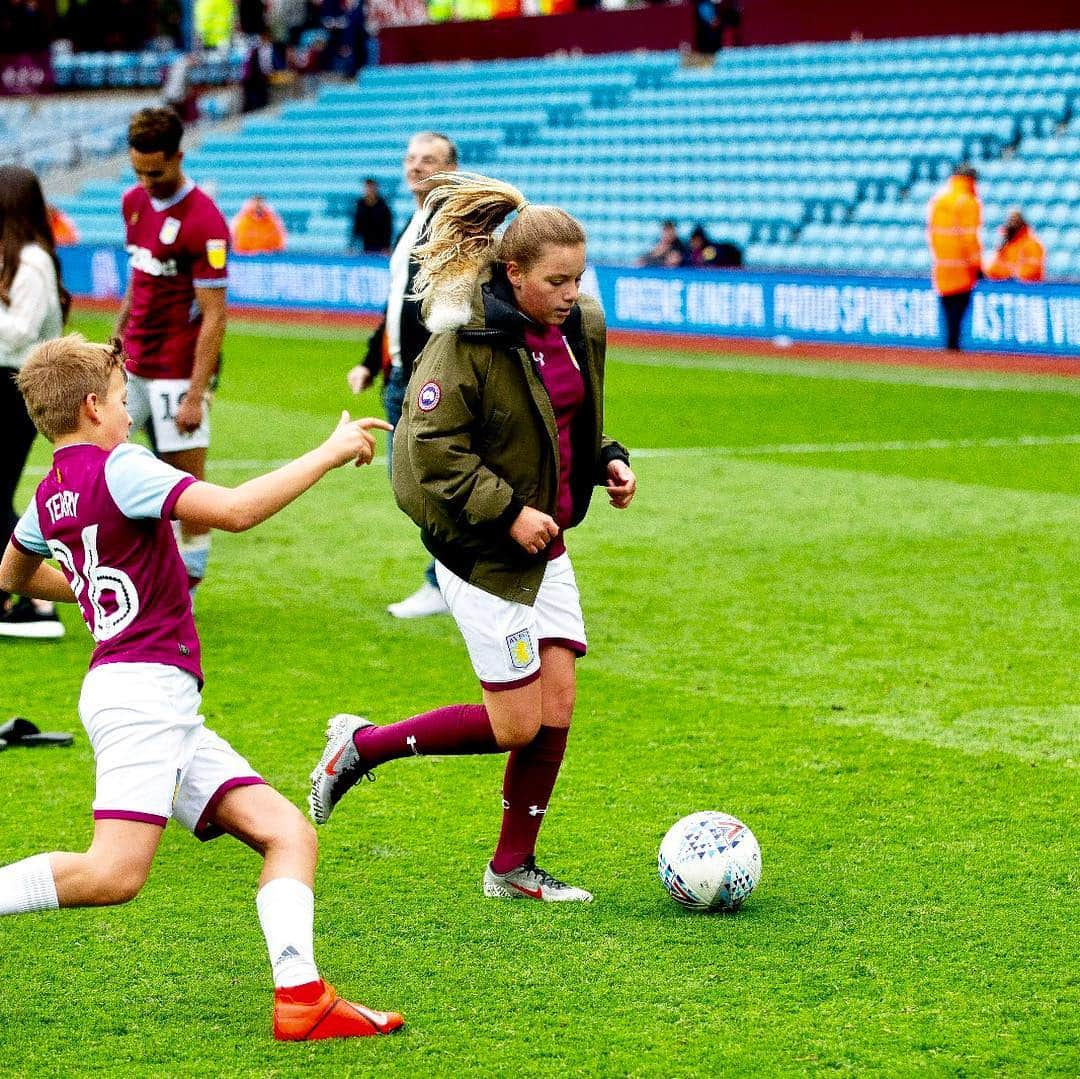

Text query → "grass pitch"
[1,313,1077,1077]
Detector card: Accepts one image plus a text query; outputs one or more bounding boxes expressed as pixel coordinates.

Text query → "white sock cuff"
[256,877,319,989]
[256,876,314,915]
[0,853,59,916]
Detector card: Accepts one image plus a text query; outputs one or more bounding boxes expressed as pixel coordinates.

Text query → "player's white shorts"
[435,552,587,691]
[126,374,211,454]
[79,662,263,840]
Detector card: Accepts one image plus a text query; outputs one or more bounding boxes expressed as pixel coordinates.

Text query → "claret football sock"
[491,725,569,875]
[354,703,499,765]
[256,877,319,988]
[0,853,60,916]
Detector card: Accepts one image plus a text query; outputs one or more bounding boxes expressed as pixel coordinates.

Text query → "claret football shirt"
[122,180,229,380]
[13,442,203,683]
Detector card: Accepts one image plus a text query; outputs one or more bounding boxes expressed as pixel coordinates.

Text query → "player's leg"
[486,553,591,901]
[206,782,403,1040]
[162,445,210,590]
[144,377,212,591]
[309,562,542,824]
[0,818,162,915]
[0,368,63,637]
[491,643,575,872]
[6,662,208,916]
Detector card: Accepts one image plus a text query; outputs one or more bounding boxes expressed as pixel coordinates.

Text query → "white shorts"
[126,374,211,454]
[436,552,587,691]
[79,662,263,840]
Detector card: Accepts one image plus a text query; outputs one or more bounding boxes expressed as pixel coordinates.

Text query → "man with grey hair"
[347,131,458,618]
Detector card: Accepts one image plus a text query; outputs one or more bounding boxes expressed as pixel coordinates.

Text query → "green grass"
[1,313,1077,1077]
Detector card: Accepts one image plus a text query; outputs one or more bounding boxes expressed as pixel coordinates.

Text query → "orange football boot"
[273,980,403,1041]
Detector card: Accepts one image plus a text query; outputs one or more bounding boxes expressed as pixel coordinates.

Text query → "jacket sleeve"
[0,255,51,354]
[362,318,385,381]
[407,334,522,531]
[578,294,632,484]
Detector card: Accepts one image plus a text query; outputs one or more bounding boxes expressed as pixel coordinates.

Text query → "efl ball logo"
[417,381,441,412]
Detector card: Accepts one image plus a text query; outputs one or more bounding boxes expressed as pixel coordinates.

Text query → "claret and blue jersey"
[12,442,203,683]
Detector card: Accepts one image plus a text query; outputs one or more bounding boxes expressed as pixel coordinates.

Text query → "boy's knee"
[94,860,150,905]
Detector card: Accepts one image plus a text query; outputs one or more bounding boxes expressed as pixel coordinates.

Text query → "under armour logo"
[528,805,547,817]
[501,798,511,810]
[406,735,420,756]
[532,351,545,367]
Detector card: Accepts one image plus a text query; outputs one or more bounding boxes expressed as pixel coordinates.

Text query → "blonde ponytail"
[411,171,527,333]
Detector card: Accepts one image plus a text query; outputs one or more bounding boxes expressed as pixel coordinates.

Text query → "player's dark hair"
[0,164,71,320]
[128,106,184,156]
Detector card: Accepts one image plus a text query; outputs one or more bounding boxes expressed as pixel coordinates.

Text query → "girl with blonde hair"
[311,173,637,903]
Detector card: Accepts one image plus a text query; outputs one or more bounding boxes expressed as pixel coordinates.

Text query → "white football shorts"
[79,662,263,840]
[436,552,587,691]
[126,374,211,453]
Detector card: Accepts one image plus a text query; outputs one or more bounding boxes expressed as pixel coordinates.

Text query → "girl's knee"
[501,713,542,749]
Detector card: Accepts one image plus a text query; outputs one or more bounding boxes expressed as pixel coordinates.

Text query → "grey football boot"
[309,713,375,825]
[483,857,593,902]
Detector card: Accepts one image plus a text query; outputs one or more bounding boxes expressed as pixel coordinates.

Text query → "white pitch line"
[632,433,1080,458]
[23,434,1080,478]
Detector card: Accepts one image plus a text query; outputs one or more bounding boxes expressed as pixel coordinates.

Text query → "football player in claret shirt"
[0,334,399,1042]
[116,106,228,596]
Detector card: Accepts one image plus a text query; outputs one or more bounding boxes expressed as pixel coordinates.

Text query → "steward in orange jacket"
[986,211,1045,282]
[47,205,79,247]
[230,196,287,255]
[927,167,982,296]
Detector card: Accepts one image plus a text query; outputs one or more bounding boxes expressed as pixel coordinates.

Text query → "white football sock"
[255,877,320,989]
[0,853,60,916]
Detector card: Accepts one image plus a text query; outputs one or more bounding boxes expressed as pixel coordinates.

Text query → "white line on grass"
[632,433,1080,458]
[23,434,1080,478]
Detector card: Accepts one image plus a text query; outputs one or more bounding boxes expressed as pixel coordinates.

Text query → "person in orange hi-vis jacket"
[47,205,79,247]
[986,210,1045,283]
[927,165,982,350]
[230,195,287,255]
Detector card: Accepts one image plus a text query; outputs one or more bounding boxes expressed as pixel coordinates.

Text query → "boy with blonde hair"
[0,334,401,1042]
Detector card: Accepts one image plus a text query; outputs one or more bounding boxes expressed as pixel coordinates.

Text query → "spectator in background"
[161,53,199,125]
[695,0,742,56]
[345,132,458,619]
[239,0,268,35]
[350,178,392,255]
[195,0,236,49]
[231,195,288,254]
[927,164,983,351]
[47,205,79,247]
[638,219,688,268]
[688,226,744,269]
[986,210,1045,283]
[0,165,69,640]
[241,32,274,113]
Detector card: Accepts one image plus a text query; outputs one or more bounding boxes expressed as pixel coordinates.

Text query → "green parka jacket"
[392,266,630,605]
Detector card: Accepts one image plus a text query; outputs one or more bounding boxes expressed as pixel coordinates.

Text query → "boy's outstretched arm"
[174,412,392,533]
[0,547,77,603]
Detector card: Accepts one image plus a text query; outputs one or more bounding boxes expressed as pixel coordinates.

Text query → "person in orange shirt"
[986,210,1045,283]
[927,165,982,350]
[47,205,79,247]
[230,195,287,255]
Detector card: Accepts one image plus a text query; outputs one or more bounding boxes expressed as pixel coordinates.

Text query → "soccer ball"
[658,811,761,912]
